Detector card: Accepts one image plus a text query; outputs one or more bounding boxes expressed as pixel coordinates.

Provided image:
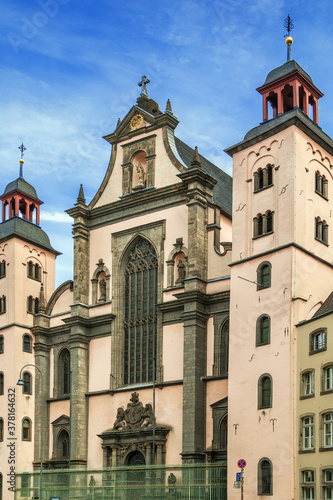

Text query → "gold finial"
[284,15,294,61]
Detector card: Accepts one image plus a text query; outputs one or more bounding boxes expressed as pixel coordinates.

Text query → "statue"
[143,403,155,427]
[113,407,125,429]
[99,277,106,301]
[176,259,186,284]
[136,163,145,186]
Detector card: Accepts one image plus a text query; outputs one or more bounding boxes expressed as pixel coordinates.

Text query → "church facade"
[1,42,333,500]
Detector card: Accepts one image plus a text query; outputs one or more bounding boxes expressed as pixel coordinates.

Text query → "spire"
[77,184,86,205]
[165,99,173,113]
[190,146,202,169]
[38,283,46,313]
[117,117,121,128]
[284,14,294,62]
[18,142,27,178]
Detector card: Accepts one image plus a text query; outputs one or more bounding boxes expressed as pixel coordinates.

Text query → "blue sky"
[1,0,333,286]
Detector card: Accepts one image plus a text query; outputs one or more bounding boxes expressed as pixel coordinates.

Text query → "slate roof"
[0,217,60,255]
[312,291,333,319]
[262,60,313,86]
[3,177,41,201]
[175,137,232,215]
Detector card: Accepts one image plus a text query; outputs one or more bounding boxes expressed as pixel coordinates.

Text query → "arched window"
[27,261,41,280]
[256,315,270,346]
[124,238,157,385]
[22,418,31,441]
[323,412,333,448]
[0,335,3,354]
[253,165,273,192]
[323,364,333,392]
[58,429,70,458]
[258,458,273,495]
[27,296,39,314]
[322,469,333,500]
[0,373,3,396]
[59,349,70,395]
[0,418,3,441]
[257,262,271,290]
[315,217,329,244]
[0,260,6,279]
[258,374,272,409]
[219,414,228,449]
[315,171,329,199]
[23,372,32,395]
[23,334,32,353]
[0,296,6,314]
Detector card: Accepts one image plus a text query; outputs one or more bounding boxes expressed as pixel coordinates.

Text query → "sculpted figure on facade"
[112,392,155,430]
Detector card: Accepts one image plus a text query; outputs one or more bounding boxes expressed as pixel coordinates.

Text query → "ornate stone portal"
[98,392,169,467]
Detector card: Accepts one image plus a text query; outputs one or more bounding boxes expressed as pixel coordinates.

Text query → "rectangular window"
[302,417,314,450]
[303,372,314,396]
[323,469,333,500]
[302,470,315,499]
[324,413,333,448]
[324,366,333,391]
[310,330,326,354]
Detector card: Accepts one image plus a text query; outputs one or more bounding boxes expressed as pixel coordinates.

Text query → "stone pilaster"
[68,332,89,467]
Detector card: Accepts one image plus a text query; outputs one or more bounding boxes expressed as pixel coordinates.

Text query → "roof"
[2,177,41,201]
[175,137,232,214]
[262,60,313,86]
[312,291,333,319]
[0,217,60,255]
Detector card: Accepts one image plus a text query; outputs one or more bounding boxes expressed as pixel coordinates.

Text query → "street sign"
[233,481,241,489]
[236,472,241,481]
[237,459,247,468]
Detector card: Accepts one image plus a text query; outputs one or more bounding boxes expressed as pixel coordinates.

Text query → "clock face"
[130,114,143,130]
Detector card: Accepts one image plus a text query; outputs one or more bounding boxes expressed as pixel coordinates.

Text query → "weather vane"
[18,142,27,177]
[284,15,294,62]
[284,15,294,38]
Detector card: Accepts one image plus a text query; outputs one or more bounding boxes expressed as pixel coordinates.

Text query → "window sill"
[319,446,333,452]
[309,347,327,355]
[315,190,328,201]
[315,237,329,246]
[256,342,270,347]
[253,231,274,240]
[300,394,315,400]
[254,184,273,194]
[298,448,315,454]
[320,389,333,396]
[27,277,41,282]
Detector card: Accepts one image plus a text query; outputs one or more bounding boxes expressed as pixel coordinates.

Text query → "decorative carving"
[113,392,155,430]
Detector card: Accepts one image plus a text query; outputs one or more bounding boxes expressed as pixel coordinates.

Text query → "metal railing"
[15,463,227,500]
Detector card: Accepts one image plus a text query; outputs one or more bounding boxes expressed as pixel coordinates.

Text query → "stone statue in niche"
[99,277,106,302]
[176,259,186,284]
[112,392,155,430]
[136,163,145,186]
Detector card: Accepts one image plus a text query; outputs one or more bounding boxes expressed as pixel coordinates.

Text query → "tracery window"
[59,349,70,395]
[58,429,70,458]
[124,238,157,385]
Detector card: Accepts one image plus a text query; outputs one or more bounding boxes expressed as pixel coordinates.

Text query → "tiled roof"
[3,177,41,201]
[312,291,333,318]
[175,137,232,215]
[0,217,60,255]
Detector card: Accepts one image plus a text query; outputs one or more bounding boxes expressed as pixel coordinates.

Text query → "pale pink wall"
[205,379,228,448]
[162,324,183,381]
[89,337,111,392]
[48,400,70,461]
[51,288,73,317]
[94,128,184,208]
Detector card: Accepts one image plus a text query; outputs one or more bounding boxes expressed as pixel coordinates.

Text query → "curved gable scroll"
[46,280,73,316]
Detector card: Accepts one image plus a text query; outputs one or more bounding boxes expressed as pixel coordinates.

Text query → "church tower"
[0,149,59,500]
[226,23,333,499]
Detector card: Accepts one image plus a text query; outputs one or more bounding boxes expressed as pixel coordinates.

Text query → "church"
[1,30,333,500]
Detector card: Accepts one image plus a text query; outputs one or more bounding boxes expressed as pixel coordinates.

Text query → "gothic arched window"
[59,349,70,395]
[124,238,158,385]
[58,429,70,458]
